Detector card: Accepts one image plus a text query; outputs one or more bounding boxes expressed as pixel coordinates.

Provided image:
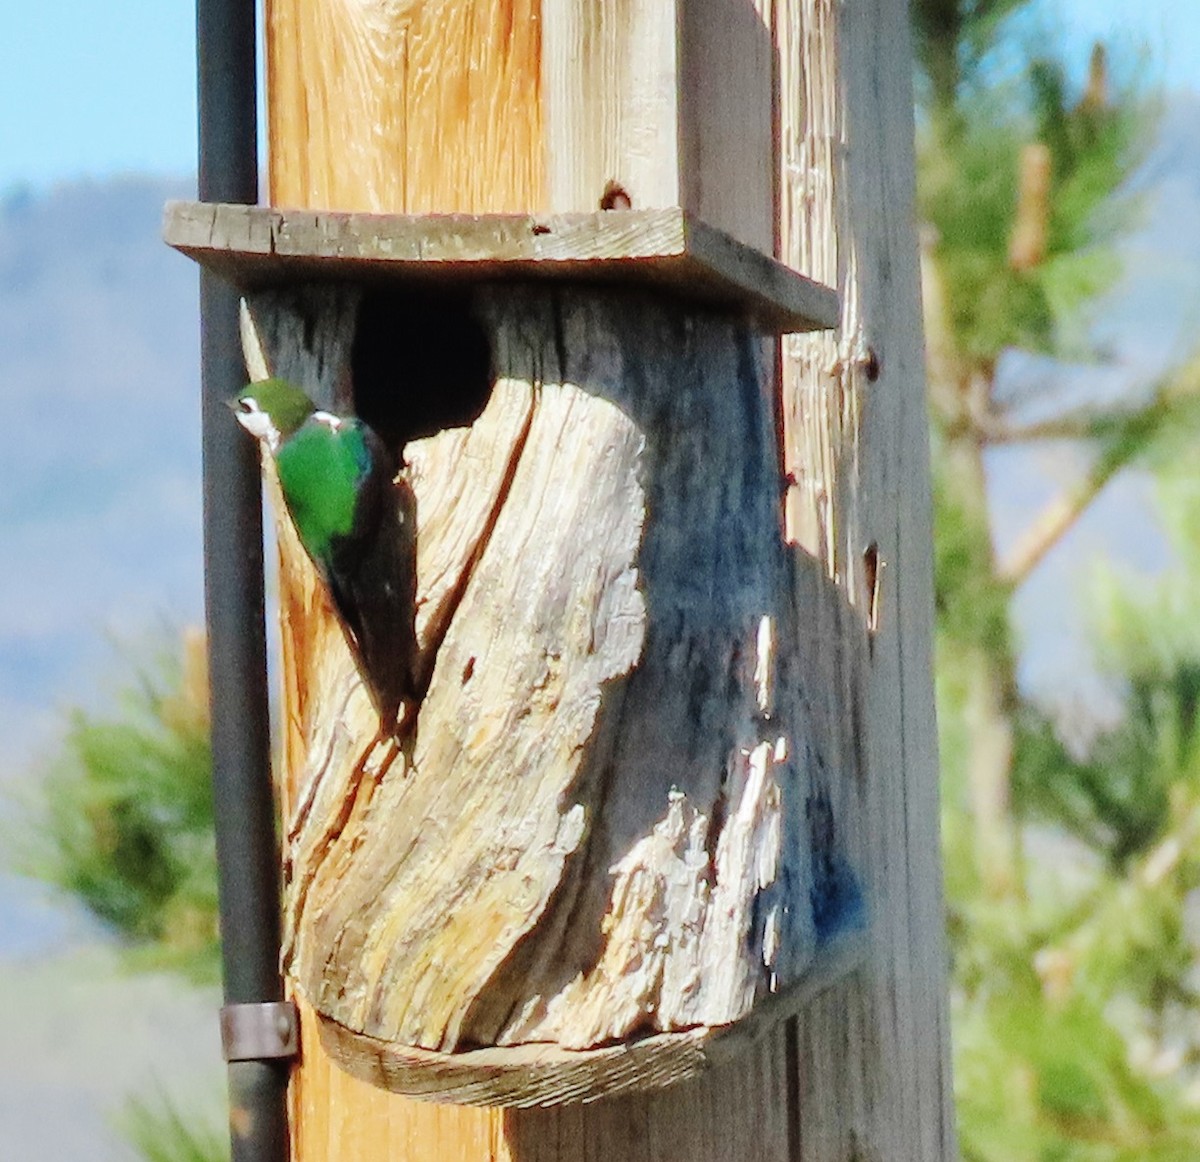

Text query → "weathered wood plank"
[164,201,839,334]
[542,0,776,257]
[313,923,865,1108]
[776,0,957,1157]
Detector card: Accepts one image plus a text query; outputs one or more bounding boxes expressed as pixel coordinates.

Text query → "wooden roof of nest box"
[166,0,842,335]
[164,202,838,336]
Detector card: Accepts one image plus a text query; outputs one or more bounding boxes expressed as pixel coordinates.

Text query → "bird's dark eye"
[238,399,254,413]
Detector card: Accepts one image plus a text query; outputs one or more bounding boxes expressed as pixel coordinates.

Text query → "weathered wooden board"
[265,0,773,258]
[238,283,865,1106]
[265,0,543,217]
[315,922,866,1108]
[542,0,776,257]
[164,202,838,335]
[775,0,958,1156]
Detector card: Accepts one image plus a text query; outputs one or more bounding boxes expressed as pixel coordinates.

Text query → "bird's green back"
[275,417,373,561]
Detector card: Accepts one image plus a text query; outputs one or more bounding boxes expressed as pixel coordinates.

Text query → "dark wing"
[323,423,419,732]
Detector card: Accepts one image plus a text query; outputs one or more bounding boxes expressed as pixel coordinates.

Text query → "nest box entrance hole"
[350,288,492,456]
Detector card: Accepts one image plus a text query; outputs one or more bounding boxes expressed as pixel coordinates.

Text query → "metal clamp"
[220,1001,300,1063]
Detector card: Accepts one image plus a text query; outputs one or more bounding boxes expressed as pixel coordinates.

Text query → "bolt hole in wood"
[351,288,493,454]
[599,180,633,211]
[863,542,883,638]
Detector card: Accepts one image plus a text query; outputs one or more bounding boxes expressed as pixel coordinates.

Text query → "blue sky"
[1,4,198,191]
[0,1,1196,194]
[1053,0,1198,87]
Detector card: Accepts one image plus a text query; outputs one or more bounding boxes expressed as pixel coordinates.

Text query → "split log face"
[242,285,856,1088]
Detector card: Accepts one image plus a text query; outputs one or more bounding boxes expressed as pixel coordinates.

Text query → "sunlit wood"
[256,0,953,1156]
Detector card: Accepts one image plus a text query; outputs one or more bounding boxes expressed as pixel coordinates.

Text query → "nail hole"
[863,542,882,636]
[599,180,632,211]
[531,222,551,236]
[462,656,476,684]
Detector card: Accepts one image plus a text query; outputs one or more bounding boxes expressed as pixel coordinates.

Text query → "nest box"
[165,0,866,1112]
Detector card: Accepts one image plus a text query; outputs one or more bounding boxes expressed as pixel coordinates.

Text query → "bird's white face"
[234,396,282,452]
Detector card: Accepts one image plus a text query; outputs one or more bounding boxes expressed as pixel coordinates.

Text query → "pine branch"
[979,411,1106,444]
[999,358,1200,585]
[997,464,1115,586]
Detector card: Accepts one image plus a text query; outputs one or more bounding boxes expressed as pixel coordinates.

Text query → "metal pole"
[196,3,289,1159]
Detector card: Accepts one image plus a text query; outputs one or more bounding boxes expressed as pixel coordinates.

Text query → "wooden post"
[246,0,953,1157]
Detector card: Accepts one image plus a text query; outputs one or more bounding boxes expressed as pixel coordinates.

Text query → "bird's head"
[230,378,316,451]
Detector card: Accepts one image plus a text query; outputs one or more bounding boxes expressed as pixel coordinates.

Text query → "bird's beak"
[225,397,240,412]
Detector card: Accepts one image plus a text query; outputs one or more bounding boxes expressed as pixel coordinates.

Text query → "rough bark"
[242,284,860,1104]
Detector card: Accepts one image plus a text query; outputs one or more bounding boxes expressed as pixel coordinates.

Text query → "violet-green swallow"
[231,378,418,739]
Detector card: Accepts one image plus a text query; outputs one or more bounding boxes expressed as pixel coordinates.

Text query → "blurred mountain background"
[0,176,201,780]
[0,176,218,1162]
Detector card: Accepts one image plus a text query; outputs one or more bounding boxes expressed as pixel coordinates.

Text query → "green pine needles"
[15,635,220,984]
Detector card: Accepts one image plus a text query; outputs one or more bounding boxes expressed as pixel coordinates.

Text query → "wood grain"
[776,0,958,1156]
[266,0,774,254]
[266,0,541,214]
[245,0,954,1154]
[241,284,865,1105]
[541,0,775,257]
[163,201,839,335]
[313,923,866,1107]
